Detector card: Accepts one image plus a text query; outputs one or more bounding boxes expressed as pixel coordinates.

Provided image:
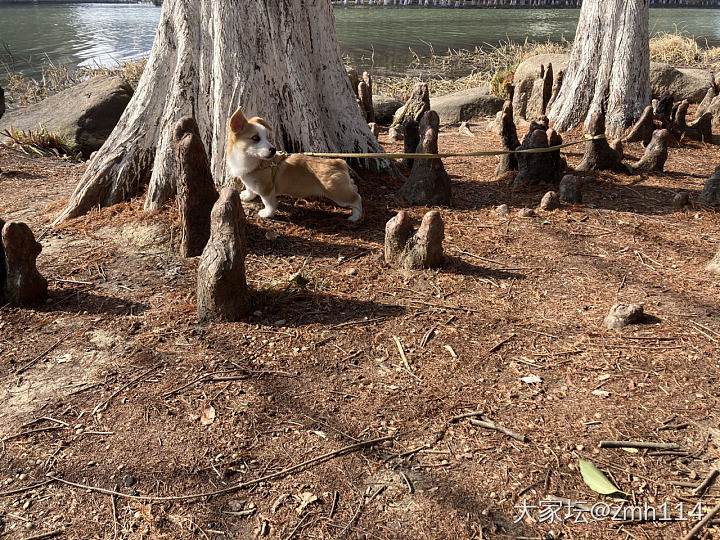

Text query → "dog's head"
[227,106,276,160]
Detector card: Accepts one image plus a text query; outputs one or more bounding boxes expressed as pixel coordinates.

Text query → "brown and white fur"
[226,106,363,222]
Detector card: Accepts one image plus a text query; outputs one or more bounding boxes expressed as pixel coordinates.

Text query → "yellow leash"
[299,134,604,161]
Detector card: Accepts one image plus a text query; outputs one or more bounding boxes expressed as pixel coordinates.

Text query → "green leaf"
[579,458,627,495]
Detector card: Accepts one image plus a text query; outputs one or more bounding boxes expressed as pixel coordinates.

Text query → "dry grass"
[1,126,81,160]
[374,30,720,100]
[650,30,720,68]
[4,58,147,106]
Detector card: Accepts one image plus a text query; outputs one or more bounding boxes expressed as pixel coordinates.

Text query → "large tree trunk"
[548,0,650,139]
[53,0,384,225]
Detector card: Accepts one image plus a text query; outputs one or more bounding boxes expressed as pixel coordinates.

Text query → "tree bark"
[54,0,385,226]
[548,0,650,139]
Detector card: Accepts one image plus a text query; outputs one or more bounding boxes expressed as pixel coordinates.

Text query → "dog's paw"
[240,190,257,202]
[258,208,276,219]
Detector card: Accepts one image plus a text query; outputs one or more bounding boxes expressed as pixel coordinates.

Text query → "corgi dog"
[226,106,363,222]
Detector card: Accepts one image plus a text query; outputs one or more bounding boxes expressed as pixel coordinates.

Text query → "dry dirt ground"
[1,115,720,540]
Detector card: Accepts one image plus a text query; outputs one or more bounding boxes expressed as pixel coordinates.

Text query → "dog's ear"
[250,117,272,134]
[229,106,247,132]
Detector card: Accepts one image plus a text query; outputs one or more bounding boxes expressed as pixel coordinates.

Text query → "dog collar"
[251,151,289,181]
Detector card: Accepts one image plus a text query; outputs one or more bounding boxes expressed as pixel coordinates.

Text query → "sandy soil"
[1,117,720,540]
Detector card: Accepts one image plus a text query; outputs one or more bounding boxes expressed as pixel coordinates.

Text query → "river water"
[2,3,720,82]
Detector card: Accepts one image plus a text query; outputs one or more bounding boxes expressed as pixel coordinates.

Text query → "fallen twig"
[93,361,164,414]
[449,411,484,423]
[0,479,54,497]
[682,501,720,540]
[47,435,392,502]
[693,470,719,498]
[469,417,528,443]
[23,530,64,540]
[16,329,78,375]
[599,440,681,450]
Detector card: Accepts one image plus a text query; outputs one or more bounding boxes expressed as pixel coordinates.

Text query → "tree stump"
[525,78,547,122]
[546,69,564,113]
[558,174,583,204]
[347,68,360,101]
[697,85,717,117]
[391,83,430,128]
[654,93,674,128]
[197,187,251,322]
[699,164,720,207]
[622,105,655,147]
[630,129,668,172]
[402,117,420,169]
[358,73,375,123]
[1,221,48,306]
[385,210,444,270]
[513,125,566,187]
[0,86,5,121]
[674,100,712,142]
[708,246,720,275]
[0,217,5,296]
[399,111,451,206]
[576,112,626,173]
[495,101,520,176]
[174,117,219,258]
[512,78,533,123]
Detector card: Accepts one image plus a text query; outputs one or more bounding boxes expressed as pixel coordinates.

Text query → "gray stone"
[495,204,510,216]
[673,192,691,211]
[539,191,561,211]
[604,303,644,330]
[517,208,535,218]
[432,86,504,124]
[649,63,714,103]
[0,75,133,157]
[372,95,403,125]
[558,175,583,204]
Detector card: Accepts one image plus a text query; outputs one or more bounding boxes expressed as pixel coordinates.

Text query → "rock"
[631,129,669,172]
[517,208,535,218]
[431,86,504,124]
[495,101,520,176]
[558,175,583,204]
[399,111,451,206]
[458,122,475,138]
[123,474,137,487]
[1,221,47,306]
[576,112,626,173]
[708,246,720,275]
[539,191,560,211]
[345,268,358,277]
[513,54,571,94]
[699,164,720,206]
[525,78,547,122]
[0,75,133,157]
[650,63,714,103]
[373,95,403,125]
[391,82,430,128]
[402,117,420,169]
[604,303,644,329]
[622,106,655,147]
[385,211,444,270]
[197,188,252,321]
[173,117,219,258]
[387,125,403,142]
[673,191,691,211]
[495,204,510,216]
